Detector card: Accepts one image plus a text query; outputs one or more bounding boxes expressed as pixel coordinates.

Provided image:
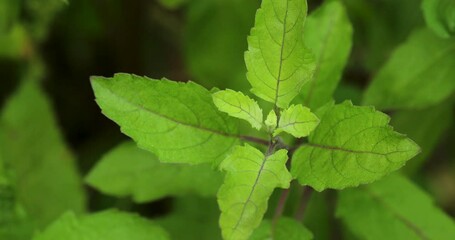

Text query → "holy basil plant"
[89,0,424,239]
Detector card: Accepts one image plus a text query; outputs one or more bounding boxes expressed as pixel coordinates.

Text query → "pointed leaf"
[218,144,291,240]
[0,81,86,227]
[33,211,170,240]
[265,110,277,133]
[86,141,222,203]
[251,217,313,240]
[291,101,420,191]
[275,104,319,138]
[245,0,315,108]
[212,89,263,130]
[298,0,353,109]
[422,0,455,38]
[337,174,455,240]
[363,28,455,110]
[91,73,239,165]
[392,101,453,175]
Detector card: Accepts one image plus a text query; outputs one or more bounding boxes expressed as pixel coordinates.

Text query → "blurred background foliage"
[0,0,454,239]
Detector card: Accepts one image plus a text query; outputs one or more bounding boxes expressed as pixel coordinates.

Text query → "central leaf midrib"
[273,0,290,108]
[231,155,268,236]
[304,11,339,106]
[364,187,430,240]
[307,143,410,156]
[103,87,237,138]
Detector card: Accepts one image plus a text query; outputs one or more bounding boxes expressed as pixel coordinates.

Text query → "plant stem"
[294,186,313,221]
[272,188,290,230]
[239,135,269,146]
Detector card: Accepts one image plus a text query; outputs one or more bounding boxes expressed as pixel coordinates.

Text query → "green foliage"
[337,174,455,240]
[91,74,239,165]
[158,196,221,240]
[250,217,313,240]
[4,0,455,239]
[363,28,455,110]
[86,141,222,202]
[0,81,86,228]
[158,0,188,9]
[185,0,258,90]
[245,0,315,108]
[33,211,170,240]
[217,144,291,240]
[422,0,455,38]
[291,101,420,191]
[275,104,319,138]
[297,0,353,110]
[212,89,263,130]
[0,0,19,33]
[392,101,454,174]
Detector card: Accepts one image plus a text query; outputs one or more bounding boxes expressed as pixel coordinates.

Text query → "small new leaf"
[291,101,420,191]
[218,144,291,240]
[245,0,315,108]
[265,110,277,133]
[337,174,455,240]
[91,73,239,165]
[86,142,222,203]
[275,104,319,138]
[212,89,263,130]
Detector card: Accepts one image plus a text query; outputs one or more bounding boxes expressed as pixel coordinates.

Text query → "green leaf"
[0,0,20,33]
[422,0,455,38]
[218,144,291,240]
[0,81,86,228]
[392,101,453,175]
[245,0,315,108]
[297,0,353,109]
[337,174,455,240]
[363,28,455,110]
[33,211,170,240]
[158,0,187,9]
[86,141,222,203]
[91,73,239,165]
[212,89,263,130]
[265,110,277,133]
[157,196,221,240]
[185,0,258,90]
[0,169,33,240]
[275,104,319,138]
[291,101,420,191]
[250,217,313,240]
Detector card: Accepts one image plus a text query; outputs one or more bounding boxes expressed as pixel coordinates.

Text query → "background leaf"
[218,144,291,240]
[363,28,455,110]
[245,0,315,108]
[422,0,455,38]
[157,196,221,240]
[33,210,170,240]
[250,217,313,240]
[297,0,353,110]
[337,174,455,240]
[185,0,258,90]
[91,73,239,165]
[291,101,420,191]
[0,81,86,228]
[86,141,222,203]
